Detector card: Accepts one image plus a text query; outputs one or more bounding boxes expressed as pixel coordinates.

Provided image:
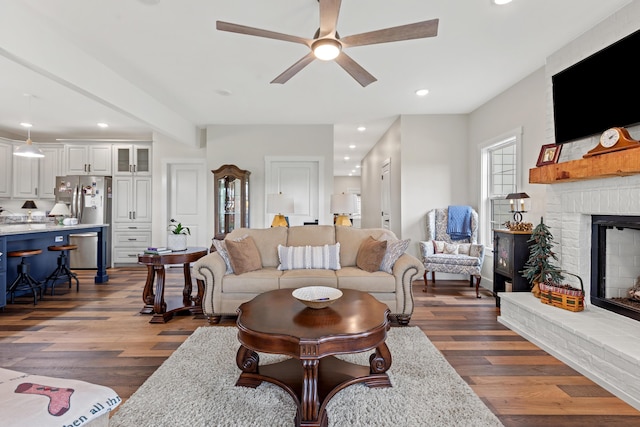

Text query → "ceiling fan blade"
[271,52,316,84]
[319,0,341,38]
[217,21,310,46]
[334,52,377,87]
[340,19,439,48]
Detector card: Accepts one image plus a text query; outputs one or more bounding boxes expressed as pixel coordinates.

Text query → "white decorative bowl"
[292,286,343,309]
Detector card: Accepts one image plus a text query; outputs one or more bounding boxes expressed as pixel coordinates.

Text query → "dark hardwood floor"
[1,267,639,426]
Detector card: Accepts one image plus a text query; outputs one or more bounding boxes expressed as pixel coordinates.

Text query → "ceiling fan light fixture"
[312,39,341,61]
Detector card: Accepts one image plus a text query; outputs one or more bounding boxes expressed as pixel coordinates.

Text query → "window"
[479,128,522,248]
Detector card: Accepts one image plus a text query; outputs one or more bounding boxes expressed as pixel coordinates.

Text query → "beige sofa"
[193,225,424,325]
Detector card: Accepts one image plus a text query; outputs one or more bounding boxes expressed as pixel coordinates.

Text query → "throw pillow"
[211,239,233,274]
[277,243,341,271]
[458,243,471,255]
[444,242,459,255]
[379,238,410,274]
[356,236,387,273]
[432,240,446,253]
[225,236,262,275]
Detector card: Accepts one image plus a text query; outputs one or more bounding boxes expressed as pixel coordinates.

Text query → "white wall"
[205,124,333,238]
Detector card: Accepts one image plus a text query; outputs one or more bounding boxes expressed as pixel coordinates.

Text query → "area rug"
[111,326,503,427]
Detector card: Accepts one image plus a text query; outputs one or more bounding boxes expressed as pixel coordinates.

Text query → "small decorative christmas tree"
[521,217,564,297]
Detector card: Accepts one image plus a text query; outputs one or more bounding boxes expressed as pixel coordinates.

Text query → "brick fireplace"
[498,171,640,412]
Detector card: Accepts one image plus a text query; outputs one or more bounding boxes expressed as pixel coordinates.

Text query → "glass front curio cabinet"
[213,164,250,240]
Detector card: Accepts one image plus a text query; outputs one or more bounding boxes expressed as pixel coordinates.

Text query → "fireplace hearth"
[591,215,640,321]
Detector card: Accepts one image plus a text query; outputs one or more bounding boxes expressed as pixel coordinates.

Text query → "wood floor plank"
[0,268,638,426]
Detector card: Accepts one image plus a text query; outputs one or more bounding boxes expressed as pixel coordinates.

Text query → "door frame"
[161,158,208,247]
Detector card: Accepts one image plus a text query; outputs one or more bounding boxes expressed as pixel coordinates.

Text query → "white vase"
[167,233,187,251]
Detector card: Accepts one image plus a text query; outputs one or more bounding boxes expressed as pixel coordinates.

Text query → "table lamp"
[330,193,357,226]
[267,192,294,227]
[505,192,529,223]
[21,200,38,223]
[49,202,70,225]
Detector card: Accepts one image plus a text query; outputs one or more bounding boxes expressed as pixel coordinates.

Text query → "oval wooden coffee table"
[235,288,392,427]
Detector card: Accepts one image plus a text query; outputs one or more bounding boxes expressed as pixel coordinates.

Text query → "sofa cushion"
[287,225,336,246]
[278,269,338,289]
[356,236,387,273]
[226,227,288,268]
[336,227,398,267]
[226,236,262,274]
[277,243,341,271]
[336,266,396,292]
[379,238,410,274]
[424,253,481,266]
[221,267,281,293]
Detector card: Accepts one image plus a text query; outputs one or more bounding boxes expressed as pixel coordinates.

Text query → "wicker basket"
[538,272,584,312]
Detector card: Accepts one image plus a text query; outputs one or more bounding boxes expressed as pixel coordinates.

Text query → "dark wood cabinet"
[213,165,250,240]
[493,230,532,306]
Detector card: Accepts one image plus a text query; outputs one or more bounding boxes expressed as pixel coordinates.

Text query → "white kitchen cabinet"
[64,144,112,175]
[113,143,151,176]
[113,176,152,223]
[37,144,64,199]
[112,222,152,265]
[0,141,12,198]
[112,176,152,265]
[12,144,39,199]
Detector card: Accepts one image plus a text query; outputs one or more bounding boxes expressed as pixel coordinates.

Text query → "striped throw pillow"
[277,243,341,271]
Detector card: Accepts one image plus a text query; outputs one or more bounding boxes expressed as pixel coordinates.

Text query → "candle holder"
[505,192,530,223]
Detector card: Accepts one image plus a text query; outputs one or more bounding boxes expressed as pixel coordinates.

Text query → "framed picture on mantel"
[536,144,562,167]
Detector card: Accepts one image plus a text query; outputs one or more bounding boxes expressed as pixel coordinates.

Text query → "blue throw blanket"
[447,205,472,240]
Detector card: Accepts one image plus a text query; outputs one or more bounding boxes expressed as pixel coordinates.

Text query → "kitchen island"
[0,223,109,309]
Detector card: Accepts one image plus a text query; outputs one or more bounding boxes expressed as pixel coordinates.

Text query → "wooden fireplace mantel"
[529,146,640,184]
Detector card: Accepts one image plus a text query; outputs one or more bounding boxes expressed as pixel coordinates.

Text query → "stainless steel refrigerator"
[54,175,112,268]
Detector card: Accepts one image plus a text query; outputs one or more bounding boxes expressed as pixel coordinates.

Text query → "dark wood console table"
[235,288,392,427]
[138,246,208,323]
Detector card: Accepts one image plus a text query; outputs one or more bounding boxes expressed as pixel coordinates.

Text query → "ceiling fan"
[216,0,439,87]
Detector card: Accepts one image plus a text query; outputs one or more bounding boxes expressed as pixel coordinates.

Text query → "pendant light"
[14,93,44,158]
[14,127,45,158]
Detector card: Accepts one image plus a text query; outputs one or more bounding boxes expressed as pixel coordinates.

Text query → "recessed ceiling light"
[357,126,366,132]
[348,173,353,176]
[97,123,109,128]
[344,156,350,160]
[415,89,429,96]
[492,0,512,4]
[351,170,356,173]
[20,122,32,128]
[349,144,356,149]
[355,165,361,168]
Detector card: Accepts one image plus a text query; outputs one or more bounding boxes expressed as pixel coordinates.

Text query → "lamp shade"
[21,200,37,209]
[505,192,529,200]
[266,193,294,214]
[14,135,45,158]
[49,202,70,217]
[330,193,357,214]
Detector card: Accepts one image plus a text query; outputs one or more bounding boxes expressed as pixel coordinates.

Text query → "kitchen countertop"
[0,223,109,236]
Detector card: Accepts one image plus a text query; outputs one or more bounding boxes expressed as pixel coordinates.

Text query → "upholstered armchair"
[418,207,485,298]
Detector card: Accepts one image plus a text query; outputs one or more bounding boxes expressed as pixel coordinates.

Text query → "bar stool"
[6,249,44,305]
[45,244,80,295]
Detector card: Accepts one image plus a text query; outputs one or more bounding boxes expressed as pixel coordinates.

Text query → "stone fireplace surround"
[498,173,640,411]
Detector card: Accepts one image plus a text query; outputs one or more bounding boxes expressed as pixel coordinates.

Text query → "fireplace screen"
[591,215,640,321]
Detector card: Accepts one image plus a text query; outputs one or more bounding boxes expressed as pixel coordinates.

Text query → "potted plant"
[167,219,190,251]
[521,217,564,298]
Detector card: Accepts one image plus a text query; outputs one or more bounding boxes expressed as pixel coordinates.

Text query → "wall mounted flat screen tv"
[552,28,640,144]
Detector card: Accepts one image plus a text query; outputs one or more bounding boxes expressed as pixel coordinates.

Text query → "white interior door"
[167,161,207,248]
[381,159,391,229]
[266,159,320,227]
